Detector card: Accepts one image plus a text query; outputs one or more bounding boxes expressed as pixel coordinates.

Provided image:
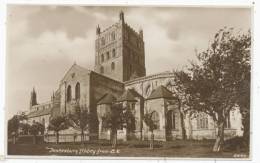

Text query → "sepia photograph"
[5,5,251,159]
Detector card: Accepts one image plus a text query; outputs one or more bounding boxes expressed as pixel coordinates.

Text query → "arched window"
[197,113,208,129]
[101,54,104,62]
[106,52,110,60]
[100,66,104,74]
[111,62,115,71]
[167,110,176,130]
[112,49,116,57]
[151,111,160,130]
[75,82,80,100]
[67,85,72,102]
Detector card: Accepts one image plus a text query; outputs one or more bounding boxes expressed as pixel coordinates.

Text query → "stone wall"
[94,22,124,81]
[89,71,124,139]
[59,65,91,114]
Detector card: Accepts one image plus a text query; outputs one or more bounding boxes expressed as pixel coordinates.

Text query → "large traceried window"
[67,85,72,102]
[224,111,231,128]
[167,110,176,130]
[75,82,80,101]
[197,113,208,129]
[111,62,115,71]
[151,111,160,130]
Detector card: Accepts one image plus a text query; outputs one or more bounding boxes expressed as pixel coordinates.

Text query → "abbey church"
[27,11,243,142]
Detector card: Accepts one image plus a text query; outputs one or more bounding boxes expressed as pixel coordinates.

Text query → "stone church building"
[26,11,243,142]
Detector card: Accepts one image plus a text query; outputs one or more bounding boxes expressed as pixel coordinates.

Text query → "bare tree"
[48,115,68,144]
[143,111,158,150]
[179,28,250,152]
[67,105,90,144]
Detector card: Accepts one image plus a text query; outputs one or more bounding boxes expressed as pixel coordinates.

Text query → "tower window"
[100,66,104,74]
[67,85,72,102]
[101,37,105,45]
[106,52,110,60]
[101,54,104,62]
[112,49,116,57]
[75,82,80,100]
[111,62,115,71]
[111,32,116,41]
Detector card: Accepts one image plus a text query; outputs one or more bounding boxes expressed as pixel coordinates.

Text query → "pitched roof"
[128,88,143,99]
[60,63,91,83]
[97,93,116,105]
[117,89,137,102]
[146,85,175,100]
[27,108,51,118]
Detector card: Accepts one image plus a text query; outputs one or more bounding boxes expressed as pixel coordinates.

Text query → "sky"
[5,5,251,118]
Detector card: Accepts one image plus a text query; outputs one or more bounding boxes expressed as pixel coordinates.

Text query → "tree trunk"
[213,121,225,152]
[12,135,16,144]
[180,112,187,140]
[81,130,84,144]
[111,128,117,149]
[114,130,117,149]
[56,132,59,144]
[177,98,187,140]
[187,113,193,139]
[150,131,154,150]
[242,111,250,147]
[110,129,114,148]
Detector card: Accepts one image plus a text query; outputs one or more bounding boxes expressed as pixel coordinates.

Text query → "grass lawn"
[7,140,249,158]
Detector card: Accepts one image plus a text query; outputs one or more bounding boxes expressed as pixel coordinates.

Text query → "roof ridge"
[146,85,174,100]
[60,63,91,83]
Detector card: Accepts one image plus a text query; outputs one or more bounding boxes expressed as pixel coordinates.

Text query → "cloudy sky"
[6,5,251,118]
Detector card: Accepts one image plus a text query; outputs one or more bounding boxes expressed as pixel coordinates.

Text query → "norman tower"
[94,11,146,82]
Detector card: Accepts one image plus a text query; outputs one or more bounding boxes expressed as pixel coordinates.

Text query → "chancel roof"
[97,93,116,105]
[27,108,51,118]
[147,85,175,100]
[117,89,137,102]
